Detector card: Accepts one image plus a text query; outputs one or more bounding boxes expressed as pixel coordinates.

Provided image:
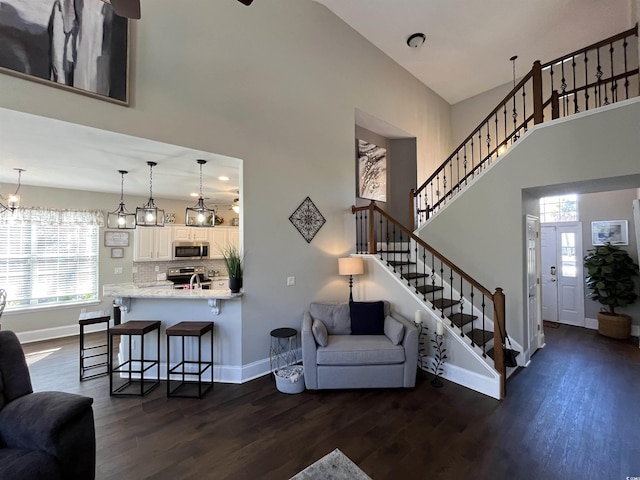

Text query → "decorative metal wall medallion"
[289,197,326,243]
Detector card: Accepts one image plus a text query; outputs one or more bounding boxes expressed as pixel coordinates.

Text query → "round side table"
[269,327,297,374]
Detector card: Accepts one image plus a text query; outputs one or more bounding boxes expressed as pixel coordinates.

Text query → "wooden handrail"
[416,70,534,193]
[541,24,638,69]
[353,202,494,299]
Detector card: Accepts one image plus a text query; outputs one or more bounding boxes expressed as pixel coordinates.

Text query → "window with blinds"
[0,211,101,311]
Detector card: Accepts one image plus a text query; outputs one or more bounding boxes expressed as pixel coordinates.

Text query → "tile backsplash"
[133,259,228,283]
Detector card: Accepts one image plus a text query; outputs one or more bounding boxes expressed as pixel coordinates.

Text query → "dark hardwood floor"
[21,325,640,480]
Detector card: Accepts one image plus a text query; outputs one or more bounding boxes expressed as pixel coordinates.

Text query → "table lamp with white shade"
[338,257,364,302]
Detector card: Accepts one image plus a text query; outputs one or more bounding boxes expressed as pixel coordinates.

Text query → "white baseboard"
[16,321,113,344]
[584,317,639,338]
[21,327,297,385]
[421,355,501,400]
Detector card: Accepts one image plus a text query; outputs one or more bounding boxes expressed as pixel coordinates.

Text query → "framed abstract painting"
[356,139,387,202]
[0,0,129,105]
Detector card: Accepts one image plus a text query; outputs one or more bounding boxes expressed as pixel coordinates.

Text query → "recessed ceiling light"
[218,176,229,181]
[406,33,426,49]
[190,192,199,197]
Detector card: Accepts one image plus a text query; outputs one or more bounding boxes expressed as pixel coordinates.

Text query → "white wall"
[420,99,640,350]
[0,0,452,365]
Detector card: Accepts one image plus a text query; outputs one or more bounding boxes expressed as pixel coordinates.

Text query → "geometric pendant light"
[107,170,136,229]
[185,159,216,227]
[135,161,165,227]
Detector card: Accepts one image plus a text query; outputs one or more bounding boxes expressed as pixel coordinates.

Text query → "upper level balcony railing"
[412,25,639,229]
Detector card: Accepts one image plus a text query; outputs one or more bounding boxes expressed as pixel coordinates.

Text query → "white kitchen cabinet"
[172,226,209,242]
[133,227,172,262]
[208,227,239,258]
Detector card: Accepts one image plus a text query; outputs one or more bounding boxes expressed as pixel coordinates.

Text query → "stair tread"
[379,249,410,254]
[432,298,457,309]
[416,285,444,294]
[449,313,477,327]
[387,260,416,266]
[470,328,494,346]
[487,347,521,362]
[403,272,430,280]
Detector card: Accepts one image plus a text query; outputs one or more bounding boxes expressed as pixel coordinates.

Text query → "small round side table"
[269,327,297,373]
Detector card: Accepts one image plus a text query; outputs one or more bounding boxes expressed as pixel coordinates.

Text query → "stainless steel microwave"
[172,242,210,260]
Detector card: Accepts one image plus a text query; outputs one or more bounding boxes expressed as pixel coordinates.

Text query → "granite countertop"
[103,283,242,300]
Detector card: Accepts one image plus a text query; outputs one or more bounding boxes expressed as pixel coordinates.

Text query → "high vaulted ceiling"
[313,0,633,104]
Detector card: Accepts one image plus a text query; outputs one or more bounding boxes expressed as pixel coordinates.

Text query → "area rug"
[543,320,560,329]
[290,448,372,480]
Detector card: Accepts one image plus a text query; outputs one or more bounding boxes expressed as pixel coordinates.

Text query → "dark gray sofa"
[0,330,96,480]
[302,301,418,389]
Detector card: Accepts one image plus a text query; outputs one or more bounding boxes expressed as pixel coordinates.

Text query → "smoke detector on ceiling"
[406,33,426,48]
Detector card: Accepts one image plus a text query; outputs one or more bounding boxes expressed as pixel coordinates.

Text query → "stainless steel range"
[167,266,212,289]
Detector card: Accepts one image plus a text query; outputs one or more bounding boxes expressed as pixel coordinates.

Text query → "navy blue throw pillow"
[350,301,385,335]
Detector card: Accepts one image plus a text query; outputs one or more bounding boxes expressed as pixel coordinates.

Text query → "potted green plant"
[584,242,639,339]
[221,244,244,293]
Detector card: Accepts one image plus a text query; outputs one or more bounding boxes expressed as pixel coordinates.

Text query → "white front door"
[541,223,584,327]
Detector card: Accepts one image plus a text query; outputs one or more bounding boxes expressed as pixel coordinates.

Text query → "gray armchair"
[0,330,96,480]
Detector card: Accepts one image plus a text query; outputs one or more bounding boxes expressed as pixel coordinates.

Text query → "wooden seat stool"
[166,321,214,399]
[109,320,161,397]
[79,311,110,381]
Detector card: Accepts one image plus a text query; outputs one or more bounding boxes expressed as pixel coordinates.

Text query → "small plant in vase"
[221,244,244,293]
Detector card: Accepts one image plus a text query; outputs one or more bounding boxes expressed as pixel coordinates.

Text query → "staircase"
[350,26,639,399]
[352,202,512,399]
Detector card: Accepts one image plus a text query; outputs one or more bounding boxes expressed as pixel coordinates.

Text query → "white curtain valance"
[0,207,105,226]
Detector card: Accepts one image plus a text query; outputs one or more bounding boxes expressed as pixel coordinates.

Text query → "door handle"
[550,266,556,275]
[550,278,556,282]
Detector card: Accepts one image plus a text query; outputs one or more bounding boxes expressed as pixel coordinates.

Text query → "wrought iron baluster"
[583,51,590,110]
[481,296,487,356]
[439,261,445,319]
[623,38,629,98]
[478,129,483,172]
[607,43,614,105]
[494,113,498,158]
[595,47,602,107]
[470,137,475,179]
[380,214,385,260]
[456,152,460,194]
[468,286,475,340]
[522,85,527,132]
[463,144,468,186]
[503,102,507,146]
[572,55,579,113]
[561,60,568,116]
[421,247,428,301]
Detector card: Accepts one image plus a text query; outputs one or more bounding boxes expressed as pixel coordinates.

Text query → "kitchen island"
[103,282,242,315]
[103,283,244,383]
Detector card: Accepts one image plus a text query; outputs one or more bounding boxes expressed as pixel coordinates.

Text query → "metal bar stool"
[79,311,110,381]
[166,321,214,399]
[109,320,161,397]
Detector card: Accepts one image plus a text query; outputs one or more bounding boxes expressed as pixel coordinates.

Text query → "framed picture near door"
[0,0,129,105]
[591,220,629,245]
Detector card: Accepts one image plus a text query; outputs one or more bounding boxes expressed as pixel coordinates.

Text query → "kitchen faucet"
[189,273,201,290]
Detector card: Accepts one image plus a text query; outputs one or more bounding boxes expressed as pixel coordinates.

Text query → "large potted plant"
[221,244,244,293]
[584,242,639,339]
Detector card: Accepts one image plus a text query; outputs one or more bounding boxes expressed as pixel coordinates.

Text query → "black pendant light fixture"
[185,159,216,227]
[0,168,25,214]
[107,170,136,229]
[136,161,165,227]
